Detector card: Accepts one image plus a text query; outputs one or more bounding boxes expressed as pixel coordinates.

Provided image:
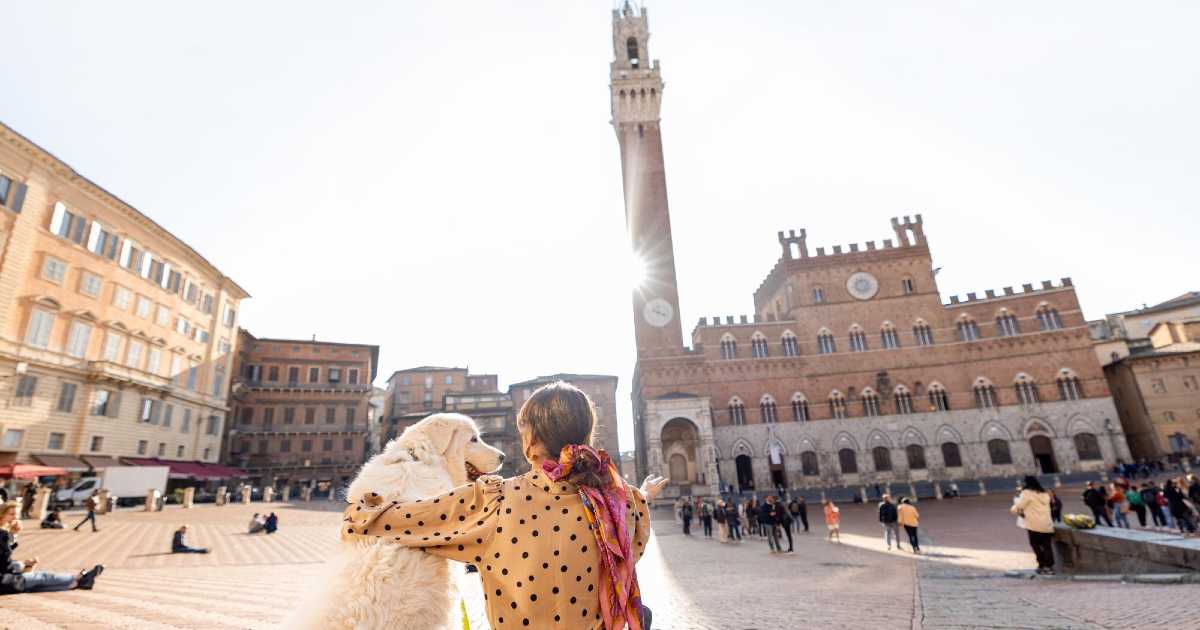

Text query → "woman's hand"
[640,475,668,501]
[24,557,38,571]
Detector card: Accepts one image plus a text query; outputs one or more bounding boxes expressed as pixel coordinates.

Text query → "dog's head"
[390,412,505,486]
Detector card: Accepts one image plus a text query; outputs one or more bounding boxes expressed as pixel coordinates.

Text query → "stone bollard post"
[182,487,195,509]
[933,481,943,500]
[97,489,111,514]
[241,486,251,504]
[819,491,827,503]
[303,487,313,502]
[978,480,987,496]
[33,487,52,521]
[263,487,275,503]
[145,489,161,512]
[281,485,292,502]
[859,486,868,503]
[216,486,227,506]
[908,483,917,500]
[1054,476,1063,488]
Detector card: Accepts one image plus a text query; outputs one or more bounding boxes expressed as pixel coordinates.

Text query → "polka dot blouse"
[343,469,652,629]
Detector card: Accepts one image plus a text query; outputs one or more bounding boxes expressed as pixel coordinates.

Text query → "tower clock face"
[642,298,674,328]
[846,272,880,300]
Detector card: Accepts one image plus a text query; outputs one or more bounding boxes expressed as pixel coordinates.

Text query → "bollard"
[241,486,251,504]
[145,489,161,512]
[819,491,827,503]
[182,487,195,509]
[978,480,987,496]
[33,487,52,521]
[933,481,943,500]
[859,486,868,503]
[263,487,275,503]
[1054,475,1063,489]
[908,483,917,500]
[216,486,227,506]
[302,487,313,502]
[97,489,111,514]
[281,485,292,502]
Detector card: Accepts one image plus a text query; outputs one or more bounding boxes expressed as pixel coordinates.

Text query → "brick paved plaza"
[2,489,1198,629]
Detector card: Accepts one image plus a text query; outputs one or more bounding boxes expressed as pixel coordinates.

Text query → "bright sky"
[3,1,1197,452]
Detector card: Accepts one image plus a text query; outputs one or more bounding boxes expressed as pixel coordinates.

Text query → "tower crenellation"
[611,3,664,126]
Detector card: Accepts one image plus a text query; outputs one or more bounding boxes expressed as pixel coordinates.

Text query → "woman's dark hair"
[518,381,604,487]
[1023,475,1046,493]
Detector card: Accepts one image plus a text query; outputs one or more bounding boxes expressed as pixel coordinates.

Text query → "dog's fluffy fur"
[286,413,504,630]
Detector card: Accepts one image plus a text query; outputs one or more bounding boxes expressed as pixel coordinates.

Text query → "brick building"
[0,121,248,472]
[382,367,498,441]
[610,5,1131,500]
[225,330,378,493]
[508,374,621,466]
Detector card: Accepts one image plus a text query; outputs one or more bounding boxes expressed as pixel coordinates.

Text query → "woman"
[1011,476,1055,575]
[822,499,840,543]
[344,381,667,630]
[0,501,104,593]
[714,500,729,543]
[1164,480,1197,533]
[1049,490,1063,524]
[897,497,921,554]
[1108,483,1130,529]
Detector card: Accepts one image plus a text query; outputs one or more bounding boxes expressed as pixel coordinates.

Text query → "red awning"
[199,463,248,479]
[121,457,195,480]
[0,464,67,479]
[119,458,245,480]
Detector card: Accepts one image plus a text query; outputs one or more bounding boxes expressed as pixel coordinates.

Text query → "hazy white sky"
[4,1,1197,451]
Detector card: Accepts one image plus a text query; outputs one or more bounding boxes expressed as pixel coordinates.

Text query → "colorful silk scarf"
[541,445,643,630]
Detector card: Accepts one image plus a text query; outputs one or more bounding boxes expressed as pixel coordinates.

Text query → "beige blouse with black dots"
[343,469,652,629]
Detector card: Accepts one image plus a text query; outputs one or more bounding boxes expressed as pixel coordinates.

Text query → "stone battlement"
[695,313,796,328]
[945,278,1074,306]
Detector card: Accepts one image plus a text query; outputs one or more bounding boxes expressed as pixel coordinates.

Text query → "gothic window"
[902,277,915,295]
[626,37,640,68]
[906,444,927,470]
[940,442,963,468]
[880,322,900,349]
[759,395,777,424]
[812,287,826,304]
[801,451,820,476]
[928,383,950,412]
[913,320,935,346]
[988,439,1013,465]
[872,447,893,472]
[1014,373,1040,405]
[750,333,769,358]
[893,385,914,414]
[1057,369,1083,401]
[728,397,746,426]
[817,328,837,354]
[849,325,868,352]
[957,317,981,342]
[780,331,800,357]
[996,310,1021,337]
[974,379,997,409]
[791,393,810,422]
[1037,305,1064,330]
[719,334,738,360]
[828,391,848,419]
[1074,433,1102,460]
[838,448,858,474]
[861,389,881,417]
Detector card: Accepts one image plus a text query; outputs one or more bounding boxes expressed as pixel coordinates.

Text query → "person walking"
[715,500,729,543]
[1082,482,1112,527]
[1,502,105,593]
[745,499,759,537]
[760,496,781,552]
[878,494,902,551]
[792,496,809,533]
[342,381,665,630]
[1011,475,1055,575]
[699,501,714,538]
[897,497,921,554]
[774,496,795,552]
[20,484,37,520]
[727,501,743,542]
[1126,483,1147,527]
[72,491,100,533]
[1164,480,1198,533]
[823,499,840,543]
[1049,490,1063,524]
[680,500,694,536]
[1143,483,1167,529]
[1188,475,1200,508]
[1108,483,1130,529]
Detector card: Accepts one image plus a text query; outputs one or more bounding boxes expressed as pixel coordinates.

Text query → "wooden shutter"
[10,182,26,212]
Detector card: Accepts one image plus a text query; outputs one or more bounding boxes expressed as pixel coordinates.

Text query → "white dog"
[286,413,505,630]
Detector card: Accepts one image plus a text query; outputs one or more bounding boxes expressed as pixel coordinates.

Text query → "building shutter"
[120,239,133,267]
[87,222,102,251]
[160,262,172,288]
[9,182,26,212]
[50,201,66,233]
[140,251,152,278]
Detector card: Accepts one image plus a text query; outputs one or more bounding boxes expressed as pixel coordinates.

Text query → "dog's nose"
[498,452,506,462]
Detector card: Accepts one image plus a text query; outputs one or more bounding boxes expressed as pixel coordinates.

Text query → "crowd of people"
[1078,474,1200,533]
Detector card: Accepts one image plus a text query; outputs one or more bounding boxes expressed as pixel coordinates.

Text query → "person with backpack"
[680,500,694,536]
[727,501,743,542]
[1164,480,1197,533]
[1142,483,1168,528]
[699,501,714,538]
[1126,483,1147,527]
[1108,483,1130,528]
[759,496,780,551]
[878,494,902,551]
[1082,482,1112,527]
[775,496,795,552]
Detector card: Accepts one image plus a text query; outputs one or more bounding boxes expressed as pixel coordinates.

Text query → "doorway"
[735,454,755,492]
[1029,435,1058,474]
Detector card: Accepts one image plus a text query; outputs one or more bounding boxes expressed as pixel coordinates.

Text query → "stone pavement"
[3,492,1200,629]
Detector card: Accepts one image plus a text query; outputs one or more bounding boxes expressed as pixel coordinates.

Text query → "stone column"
[978,480,987,496]
[144,489,160,512]
[700,437,720,497]
[933,481,943,500]
[216,486,227,506]
[302,487,313,502]
[33,487,52,521]
[281,485,292,502]
[859,486,868,502]
[263,487,275,503]
[97,489,111,514]
[182,487,195,509]
[646,437,664,480]
[240,486,251,504]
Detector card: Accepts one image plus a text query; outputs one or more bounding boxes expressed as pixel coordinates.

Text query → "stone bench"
[1053,525,1200,574]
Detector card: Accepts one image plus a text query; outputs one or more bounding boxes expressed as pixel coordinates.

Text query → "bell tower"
[611,1,684,359]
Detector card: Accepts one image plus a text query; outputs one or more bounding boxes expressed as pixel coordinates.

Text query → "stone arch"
[973,376,995,388]
[790,392,808,403]
[661,417,702,486]
[816,326,833,336]
[796,435,818,453]
[832,431,859,452]
[1022,417,1056,438]
[781,329,797,341]
[730,437,755,458]
[848,323,865,333]
[900,427,928,447]
[760,393,776,405]
[934,424,964,444]
[913,317,929,327]
[1013,371,1036,384]
[720,332,736,343]
[750,330,767,341]
[979,420,1014,442]
[865,429,892,450]
[1066,416,1100,436]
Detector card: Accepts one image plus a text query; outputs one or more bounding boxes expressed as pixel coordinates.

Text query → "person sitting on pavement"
[40,509,64,530]
[264,512,278,535]
[0,501,104,593]
[248,513,266,534]
[171,525,210,554]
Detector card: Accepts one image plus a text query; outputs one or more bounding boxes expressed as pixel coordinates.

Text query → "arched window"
[828,390,848,419]
[1057,369,1083,401]
[861,388,881,417]
[901,277,915,295]
[817,328,837,354]
[759,395,777,424]
[872,446,893,472]
[812,287,826,304]
[880,322,900,349]
[973,378,997,409]
[626,37,640,68]
[893,385,914,414]
[940,442,963,468]
[838,448,858,474]
[801,451,819,476]
[913,319,935,346]
[750,332,769,358]
[728,397,746,426]
[790,393,810,422]
[1037,305,1064,331]
[719,334,737,360]
[1074,433,1102,460]
[780,331,800,357]
[988,439,1013,465]
[957,316,981,342]
[849,325,868,352]
[905,444,927,470]
[996,310,1021,337]
[1014,373,1040,405]
[928,382,950,412]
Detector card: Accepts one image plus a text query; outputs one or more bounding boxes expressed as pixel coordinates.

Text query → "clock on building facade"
[846,271,880,300]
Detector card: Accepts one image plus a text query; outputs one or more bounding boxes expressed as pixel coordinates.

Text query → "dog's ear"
[428,419,460,455]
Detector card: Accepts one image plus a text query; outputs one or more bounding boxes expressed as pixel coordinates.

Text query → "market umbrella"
[0,464,68,479]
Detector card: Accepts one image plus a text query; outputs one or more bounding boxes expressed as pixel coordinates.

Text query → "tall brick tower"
[611,2,684,359]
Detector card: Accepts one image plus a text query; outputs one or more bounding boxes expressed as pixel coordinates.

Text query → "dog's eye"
[470,436,479,443]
